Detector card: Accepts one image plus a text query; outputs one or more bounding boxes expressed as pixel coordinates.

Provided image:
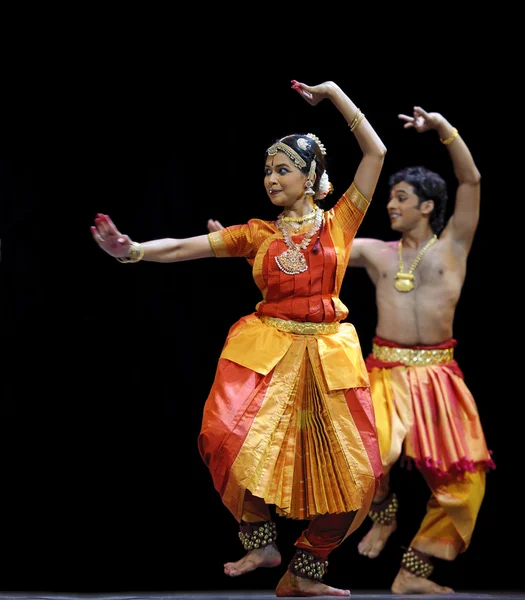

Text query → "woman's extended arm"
[91,213,214,263]
[291,80,386,200]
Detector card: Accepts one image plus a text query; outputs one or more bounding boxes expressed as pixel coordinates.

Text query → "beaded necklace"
[275,207,324,275]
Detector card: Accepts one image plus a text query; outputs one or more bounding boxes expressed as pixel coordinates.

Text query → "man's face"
[386,181,422,232]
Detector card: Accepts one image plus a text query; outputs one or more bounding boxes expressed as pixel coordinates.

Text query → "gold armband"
[348,109,365,132]
[116,241,144,263]
[440,127,459,145]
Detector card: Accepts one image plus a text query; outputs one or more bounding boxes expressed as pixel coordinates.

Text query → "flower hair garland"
[317,171,333,200]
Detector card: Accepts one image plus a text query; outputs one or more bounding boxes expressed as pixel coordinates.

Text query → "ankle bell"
[369,491,398,525]
[289,548,328,581]
[238,520,277,551]
[400,546,434,578]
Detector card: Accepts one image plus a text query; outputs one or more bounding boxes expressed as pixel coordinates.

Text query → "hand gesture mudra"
[91,213,132,258]
[398,106,443,133]
[291,80,335,106]
[207,218,224,233]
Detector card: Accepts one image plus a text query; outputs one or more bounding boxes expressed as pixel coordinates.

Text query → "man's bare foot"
[224,542,281,577]
[275,569,350,597]
[357,518,397,558]
[391,568,454,595]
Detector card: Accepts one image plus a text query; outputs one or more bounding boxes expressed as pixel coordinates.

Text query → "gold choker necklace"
[281,208,317,224]
[394,234,437,292]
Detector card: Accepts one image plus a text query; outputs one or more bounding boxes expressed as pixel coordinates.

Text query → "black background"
[0,30,518,595]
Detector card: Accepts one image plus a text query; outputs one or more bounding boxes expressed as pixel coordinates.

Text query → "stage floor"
[0,592,524,600]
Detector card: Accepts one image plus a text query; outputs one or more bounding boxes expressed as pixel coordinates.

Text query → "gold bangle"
[348,109,362,131]
[116,241,144,263]
[351,112,365,133]
[440,127,459,145]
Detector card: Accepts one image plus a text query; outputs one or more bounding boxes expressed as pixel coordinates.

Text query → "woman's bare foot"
[275,569,350,597]
[357,518,397,558]
[391,568,454,595]
[224,542,281,577]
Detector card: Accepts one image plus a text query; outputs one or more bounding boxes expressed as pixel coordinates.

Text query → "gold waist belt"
[372,343,454,366]
[261,316,339,335]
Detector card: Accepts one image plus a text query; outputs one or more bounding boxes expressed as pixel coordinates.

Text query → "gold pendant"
[275,248,308,275]
[394,273,415,292]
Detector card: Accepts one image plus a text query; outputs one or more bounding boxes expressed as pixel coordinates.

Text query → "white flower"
[317,171,331,199]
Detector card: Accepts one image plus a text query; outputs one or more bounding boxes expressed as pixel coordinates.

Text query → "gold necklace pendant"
[275,248,309,275]
[395,234,437,293]
[394,273,415,292]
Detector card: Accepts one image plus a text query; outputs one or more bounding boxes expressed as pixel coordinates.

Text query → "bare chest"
[378,244,462,292]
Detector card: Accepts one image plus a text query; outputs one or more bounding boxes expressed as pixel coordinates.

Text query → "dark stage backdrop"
[0,60,515,593]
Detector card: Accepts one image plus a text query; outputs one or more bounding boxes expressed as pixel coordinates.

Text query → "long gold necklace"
[275,207,323,275]
[394,234,437,292]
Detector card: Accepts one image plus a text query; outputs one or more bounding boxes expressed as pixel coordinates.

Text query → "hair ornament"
[306,133,327,156]
[267,141,306,169]
[297,137,311,152]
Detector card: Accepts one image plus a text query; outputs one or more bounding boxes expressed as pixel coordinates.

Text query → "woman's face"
[264,152,307,208]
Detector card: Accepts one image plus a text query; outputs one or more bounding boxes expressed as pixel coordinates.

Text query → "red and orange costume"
[199,183,382,564]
